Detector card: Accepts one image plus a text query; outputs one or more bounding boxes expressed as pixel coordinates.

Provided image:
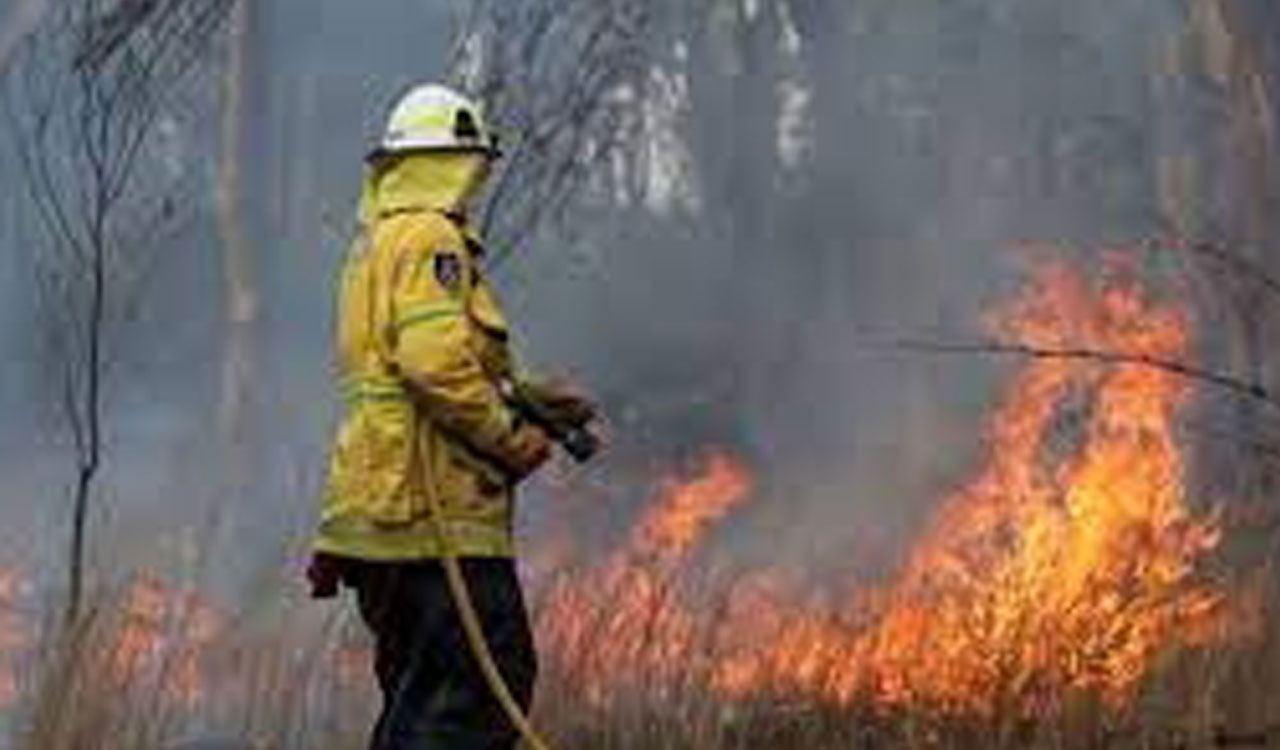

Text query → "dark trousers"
[344,558,537,750]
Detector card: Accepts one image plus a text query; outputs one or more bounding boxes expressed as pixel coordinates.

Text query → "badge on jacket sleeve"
[434,252,463,291]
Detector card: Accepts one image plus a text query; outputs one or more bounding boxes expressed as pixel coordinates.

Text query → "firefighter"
[306,83,590,750]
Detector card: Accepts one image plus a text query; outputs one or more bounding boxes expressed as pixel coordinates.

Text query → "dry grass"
[5,575,370,750]
[4,571,1278,750]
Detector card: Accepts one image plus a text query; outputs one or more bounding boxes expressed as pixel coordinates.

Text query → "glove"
[502,422,552,482]
[518,377,599,427]
[306,552,347,599]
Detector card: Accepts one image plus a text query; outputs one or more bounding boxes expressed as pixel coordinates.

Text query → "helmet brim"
[365,142,502,164]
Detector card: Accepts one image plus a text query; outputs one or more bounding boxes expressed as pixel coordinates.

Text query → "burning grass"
[3,571,1274,750]
[0,572,374,750]
[538,255,1229,718]
[2,252,1276,749]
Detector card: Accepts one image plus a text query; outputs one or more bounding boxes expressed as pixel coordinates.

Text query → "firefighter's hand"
[504,423,552,481]
[306,552,345,600]
[520,377,599,427]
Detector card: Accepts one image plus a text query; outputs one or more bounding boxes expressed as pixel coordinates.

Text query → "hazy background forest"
[1,0,1279,748]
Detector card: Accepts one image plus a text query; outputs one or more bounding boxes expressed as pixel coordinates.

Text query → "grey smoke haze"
[0,0,1261,593]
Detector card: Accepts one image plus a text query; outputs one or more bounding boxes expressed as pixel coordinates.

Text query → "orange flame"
[538,254,1226,715]
[109,573,223,706]
[0,568,24,709]
[538,452,752,705]
[716,257,1222,713]
[0,255,1230,719]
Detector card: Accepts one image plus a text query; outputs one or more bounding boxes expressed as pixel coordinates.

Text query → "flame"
[537,254,1226,715]
[0,568,24,709]
[537,453,753,704]
[0,254,1230,719]
[716,257,1222,713]
[109,573,223,706]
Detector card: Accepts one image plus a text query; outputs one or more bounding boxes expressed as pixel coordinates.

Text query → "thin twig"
[880,338,1279,409]
[3,0,232,624]
[1184,240,1280,302]
[455,0,645,267]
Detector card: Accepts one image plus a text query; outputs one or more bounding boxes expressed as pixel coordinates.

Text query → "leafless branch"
[880,338,1278,409]
[451,0,649,266]
[2,0,231,623]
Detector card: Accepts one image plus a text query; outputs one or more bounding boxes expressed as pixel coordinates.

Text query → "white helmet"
[375,83,499,156]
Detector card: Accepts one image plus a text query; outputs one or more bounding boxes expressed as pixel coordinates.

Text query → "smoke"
[0,0,47,75]
[508,1,1195,568]
[0,0,1255,591]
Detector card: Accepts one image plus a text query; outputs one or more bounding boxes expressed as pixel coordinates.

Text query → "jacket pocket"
[336,400,423,525]
[418,422,510,525]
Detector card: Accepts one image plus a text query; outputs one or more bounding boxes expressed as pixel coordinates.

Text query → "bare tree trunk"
[1210,2,1280,579]
[1213,0,1280,365]
[1177,4,1278,392]
[66,230,104,622]
[1214,0,1280,260]
[6,0,233,623]
[66,55,112,625]
[1164,3,1280,567]
[215,0,257,502]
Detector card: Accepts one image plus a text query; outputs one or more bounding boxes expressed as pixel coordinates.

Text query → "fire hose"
[427,382,600,750]
[429,514,555,750]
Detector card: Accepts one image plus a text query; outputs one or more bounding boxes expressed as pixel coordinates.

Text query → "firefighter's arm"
[388,235,547,477]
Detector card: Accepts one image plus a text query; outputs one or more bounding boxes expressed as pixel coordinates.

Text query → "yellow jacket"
[315,153,526,560]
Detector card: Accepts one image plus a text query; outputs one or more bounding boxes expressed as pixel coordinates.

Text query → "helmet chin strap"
[455,156,490,211]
